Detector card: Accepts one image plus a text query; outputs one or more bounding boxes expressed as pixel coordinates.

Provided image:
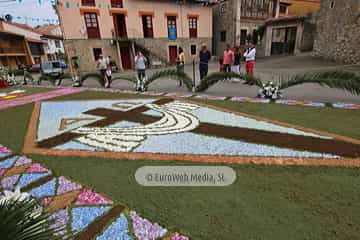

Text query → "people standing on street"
[244,42,256,77]
[223,44,234,80]
[104,56,112,88]
[105,66,112,89]
[176,47,185,86]
[199,44,211,80]
[231,47,241,82]
[135,51,147,91]
[97,54,108,86]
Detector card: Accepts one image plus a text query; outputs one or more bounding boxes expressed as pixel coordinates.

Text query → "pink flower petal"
[75,189,113,205]
[27,163,49,173]
[0,168,6,176]
[0,147,11,153]
[40,197,53,206]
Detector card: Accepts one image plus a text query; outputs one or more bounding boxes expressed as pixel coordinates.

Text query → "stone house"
[212,0,280,56]
[313,0,360,64]
[56,0,213,71]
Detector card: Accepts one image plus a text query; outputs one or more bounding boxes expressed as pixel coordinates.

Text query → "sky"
[0,0,58,26]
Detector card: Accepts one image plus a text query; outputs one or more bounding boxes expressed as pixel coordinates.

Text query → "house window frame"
[93,48,102,61]
[188,16,198,38]
[111,0,123,8]
[81,0,96,7]
[55,40,61,48]
[84,12,101,39]
[220,31,226,42]
[190,44,197,56]
[141,14,154,38]
[167,16,177,40]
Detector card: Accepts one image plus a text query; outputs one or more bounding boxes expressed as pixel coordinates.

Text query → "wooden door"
[188,17,197,38]
[113,14,127,38]
[168,46,178,65]
[120,46,132,69]
[84,13,100,39]
[142,15,153,38]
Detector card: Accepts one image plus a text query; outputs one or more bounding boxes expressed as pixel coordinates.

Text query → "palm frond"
[0,198,71,240]
[195,72,244,92]
[145,69,193,91]
[243,74,263,87]
[80,72,104,87]
[280,71,360,95]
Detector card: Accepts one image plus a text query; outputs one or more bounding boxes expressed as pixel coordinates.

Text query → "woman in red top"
[223,44,234,81]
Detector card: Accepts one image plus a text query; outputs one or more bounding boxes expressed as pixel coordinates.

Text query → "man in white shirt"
[97,55,108,82]
[134,51,147,91]
[243,42,256,77]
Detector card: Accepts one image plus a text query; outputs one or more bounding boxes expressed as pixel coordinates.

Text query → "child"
[219,57,224,72]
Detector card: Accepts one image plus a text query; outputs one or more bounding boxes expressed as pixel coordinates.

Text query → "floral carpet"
[0,88,84,110]
[22,98,360,166]
[0,145,188,240]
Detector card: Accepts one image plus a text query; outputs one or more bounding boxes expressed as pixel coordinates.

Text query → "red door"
[113,14,127,38]
[168,46,178,65]
[120,47,132,70]
[84,13,100,39]
[142,15,153,38]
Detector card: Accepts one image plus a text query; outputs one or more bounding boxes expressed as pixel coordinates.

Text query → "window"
[142,15,153,38]
[188,17,197,38]
[240,29,247,45]
[55,40,61,48]
[330,1,335,9]
[191,45,197,55]
[167,16,177,40]
[81,0,95,7]
[84,13,100,39]
[220,2,227,16]
[279,5,287,14]
[93,48,102,61]
[111,0,123,8]
[220,31,226,42]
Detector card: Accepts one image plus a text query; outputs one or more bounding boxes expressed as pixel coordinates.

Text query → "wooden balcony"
[0,47,26,56]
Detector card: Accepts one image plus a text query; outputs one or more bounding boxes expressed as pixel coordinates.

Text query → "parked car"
[28,64,41,73]
[41,61,67,77]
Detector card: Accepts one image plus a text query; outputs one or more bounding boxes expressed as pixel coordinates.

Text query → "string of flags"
[0,14,59,24]
[1,0,58,24]
[16,0,57,5]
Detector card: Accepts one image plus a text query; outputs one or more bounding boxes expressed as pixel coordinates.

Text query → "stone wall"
[300,15,316,52]
[212,0,268,56]
[213,0,236,56]
[313,0,360,64]
[64,39,120,72]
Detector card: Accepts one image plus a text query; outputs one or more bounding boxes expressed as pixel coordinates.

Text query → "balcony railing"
[0,47,26,54]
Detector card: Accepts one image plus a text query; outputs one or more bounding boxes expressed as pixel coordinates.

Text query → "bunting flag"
[0,14,59,24]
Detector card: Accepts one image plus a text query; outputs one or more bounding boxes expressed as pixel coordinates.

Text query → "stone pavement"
[27,54,360,103]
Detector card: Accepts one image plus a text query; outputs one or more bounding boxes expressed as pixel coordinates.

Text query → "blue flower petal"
[97,214,131,240]
[16,172,50,188]
[71,206,110,233]
[0,156,18,169]
[29,178,56,198]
